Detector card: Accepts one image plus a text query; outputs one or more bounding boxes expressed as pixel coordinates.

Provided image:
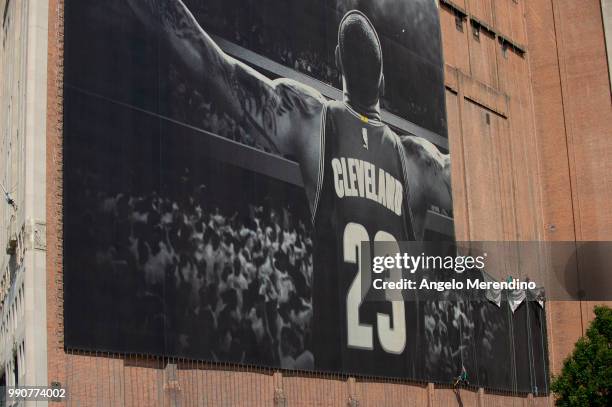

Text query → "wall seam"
[549,0,585,334]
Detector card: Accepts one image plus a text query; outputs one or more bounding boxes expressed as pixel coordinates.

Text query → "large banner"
[63,0,548,393]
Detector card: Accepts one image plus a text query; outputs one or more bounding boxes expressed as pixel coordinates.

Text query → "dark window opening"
[472,24,480,41]
[455,13,463,32]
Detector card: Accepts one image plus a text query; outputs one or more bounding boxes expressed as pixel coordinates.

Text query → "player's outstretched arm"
[400,136,452,239]
[125,0,324,155]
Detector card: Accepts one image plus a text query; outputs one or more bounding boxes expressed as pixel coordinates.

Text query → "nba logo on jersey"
[362,128,368,150]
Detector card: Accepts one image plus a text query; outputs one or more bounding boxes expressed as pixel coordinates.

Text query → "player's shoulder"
[399,135,449,170]
[378,124,403,149]
[271,78,325,116]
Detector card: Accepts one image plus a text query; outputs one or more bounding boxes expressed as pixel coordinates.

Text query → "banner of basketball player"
[62,0,548,393]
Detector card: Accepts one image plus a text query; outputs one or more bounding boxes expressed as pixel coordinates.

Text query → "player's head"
[336,10,384,107]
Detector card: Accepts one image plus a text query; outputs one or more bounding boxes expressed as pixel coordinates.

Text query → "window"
[472,23,480,42]
[502,42,509,59]
[455,13,463,32]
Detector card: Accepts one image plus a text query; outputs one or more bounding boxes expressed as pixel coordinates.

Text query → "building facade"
[0,0,610,405]
[0,0,48,401]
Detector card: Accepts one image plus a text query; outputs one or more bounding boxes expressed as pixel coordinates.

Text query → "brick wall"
[524,0,612,377]
[45,0,612,405]
[47,0,67,397]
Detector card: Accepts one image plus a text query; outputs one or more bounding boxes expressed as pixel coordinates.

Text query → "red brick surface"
[45,0,611,405]
[525,0,612,380]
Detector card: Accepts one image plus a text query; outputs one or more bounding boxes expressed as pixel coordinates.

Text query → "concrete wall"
[0,0,49,400]
[0,0,29,388]
[24,0,50,398]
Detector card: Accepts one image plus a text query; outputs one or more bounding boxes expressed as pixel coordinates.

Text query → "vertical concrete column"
[427,382,435,407]
[23,0,49,404]
[347,377,358,407]
[273,372,286,407]
[164,363,181,407]
[477,387,484,407]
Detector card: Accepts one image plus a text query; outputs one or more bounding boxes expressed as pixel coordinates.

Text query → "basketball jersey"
[312,100,416,375]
